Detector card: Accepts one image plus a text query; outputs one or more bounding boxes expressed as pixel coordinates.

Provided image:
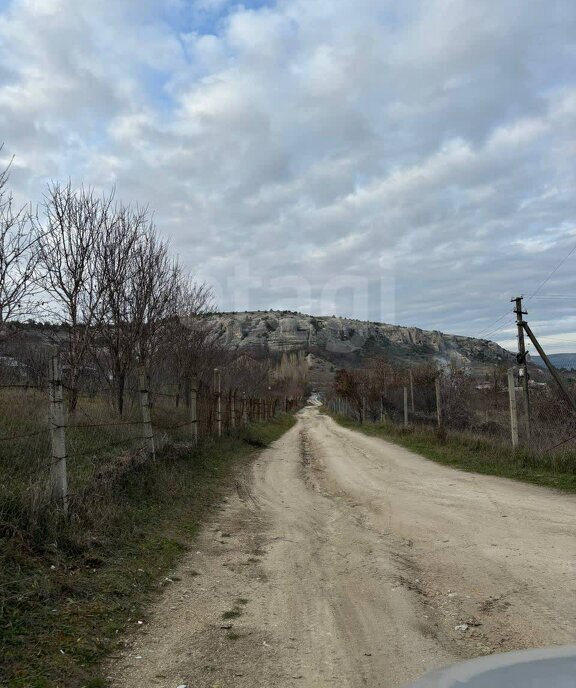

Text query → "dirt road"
[109,405,575,687]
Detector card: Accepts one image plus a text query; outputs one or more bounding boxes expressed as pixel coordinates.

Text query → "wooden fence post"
[139,366,155,459]
[435,378,442,428]
[409,369,415,412]
[49,352,68,514]
[191,375,198,445]
[507,368,519,449]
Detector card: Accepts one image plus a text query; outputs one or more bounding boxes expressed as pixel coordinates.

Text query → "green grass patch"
[0,414,295,688]
[326,410,576,493]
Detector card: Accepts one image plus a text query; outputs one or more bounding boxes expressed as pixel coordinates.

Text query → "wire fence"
[0,351,300,522]
[326,369,576,457]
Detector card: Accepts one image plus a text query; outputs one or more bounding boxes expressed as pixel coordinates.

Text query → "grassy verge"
[325,410,576,493]
[1,414,295,688]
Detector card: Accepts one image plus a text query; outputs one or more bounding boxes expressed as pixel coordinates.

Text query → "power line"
[530,338,576,346]
[481,318,516,340]
[476,310,512,338]
[528,239,576,300]
[480,238,576,346]
[531,296,575,300]
[477,235,576,340]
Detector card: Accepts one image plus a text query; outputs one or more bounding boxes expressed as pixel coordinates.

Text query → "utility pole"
[512,296,531,440]
[522,319,576,415]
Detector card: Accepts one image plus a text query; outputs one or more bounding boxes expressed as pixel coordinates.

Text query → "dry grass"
[0,412,295,688]
[326,410,576,493]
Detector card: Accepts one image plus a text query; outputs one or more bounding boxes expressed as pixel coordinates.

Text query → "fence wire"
[327,372,576,457]
[0,352,299,529]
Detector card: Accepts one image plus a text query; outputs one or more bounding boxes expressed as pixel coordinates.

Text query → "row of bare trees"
[0,162,224,412]
[0,161,309,414]
[36,183,218,413]
[330,356,576,454]
[332,359,439,422]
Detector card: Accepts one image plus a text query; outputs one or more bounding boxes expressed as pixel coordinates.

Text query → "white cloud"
[0,0,575,352]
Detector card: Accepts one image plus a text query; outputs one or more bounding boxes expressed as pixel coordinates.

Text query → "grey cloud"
[0,0,575,352]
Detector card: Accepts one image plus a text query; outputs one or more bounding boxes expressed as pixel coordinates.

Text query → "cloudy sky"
[1,0,575,352]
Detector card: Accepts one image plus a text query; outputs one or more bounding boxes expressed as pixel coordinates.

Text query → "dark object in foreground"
[404,645,576,687]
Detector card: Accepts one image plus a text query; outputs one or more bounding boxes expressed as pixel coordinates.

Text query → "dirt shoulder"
[1,416,295,688]
[107,406,576,688]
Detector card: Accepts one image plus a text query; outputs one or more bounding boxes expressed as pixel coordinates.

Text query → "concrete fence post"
[507,368,519,449]
[49,352,68,514]
[214,368,222,437]
[139,366,155,459]
[190,374,198,445]
[435,378,442,428]
[403,386,409,427]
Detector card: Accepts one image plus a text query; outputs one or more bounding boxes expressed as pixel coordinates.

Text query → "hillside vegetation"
[210,310,519,392]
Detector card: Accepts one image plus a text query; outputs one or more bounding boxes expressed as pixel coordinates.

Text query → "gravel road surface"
[109,404,575,687]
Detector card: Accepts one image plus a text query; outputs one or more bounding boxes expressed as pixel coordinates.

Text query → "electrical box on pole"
[512,296,531,440]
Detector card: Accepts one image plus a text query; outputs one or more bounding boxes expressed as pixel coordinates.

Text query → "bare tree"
[152,281,222,405]
[224,353,272,397]
[35,182,115,410]
[130,227,182,367]
[94,210,183,414]
[92,203,146,414]
[0,157,39,324]
[177,277,215,326]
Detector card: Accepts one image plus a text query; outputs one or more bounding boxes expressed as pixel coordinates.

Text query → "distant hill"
[211,311,516,392]
[0,314,521,394]
[530,353,576,371]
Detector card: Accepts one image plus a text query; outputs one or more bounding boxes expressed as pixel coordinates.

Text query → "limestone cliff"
[210,311,513,374]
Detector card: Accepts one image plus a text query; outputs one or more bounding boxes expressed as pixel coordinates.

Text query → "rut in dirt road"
[109,405,576,688]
